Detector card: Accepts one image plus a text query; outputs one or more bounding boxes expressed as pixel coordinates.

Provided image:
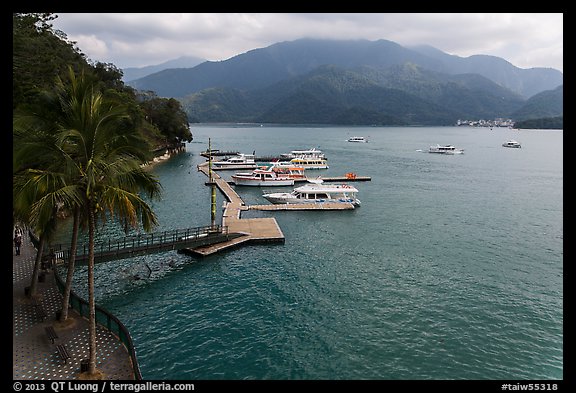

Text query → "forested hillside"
[132,38,561,125]
[180,64,530,125]
[13,13,192,154]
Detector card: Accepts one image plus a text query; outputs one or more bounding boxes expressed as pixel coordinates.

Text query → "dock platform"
[188,163,360,257]
[183,217,285,257]
[185,164,286,256]
[316,176,371,182]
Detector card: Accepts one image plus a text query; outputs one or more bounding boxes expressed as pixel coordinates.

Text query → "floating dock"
[297,176,371,182]
[186,162,360,257]
[184,163,286,257]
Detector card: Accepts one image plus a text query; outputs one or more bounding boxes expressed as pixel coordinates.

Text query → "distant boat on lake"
[428,144,464,155]
[347,136,368,143]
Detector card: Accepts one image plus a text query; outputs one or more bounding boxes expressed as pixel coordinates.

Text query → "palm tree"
[14,67,162,376]
[57,68,162,376]
[13,93,73,299]
[14,84,85,311]
[12,170,60,298]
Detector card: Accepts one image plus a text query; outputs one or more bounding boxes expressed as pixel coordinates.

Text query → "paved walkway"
[13,232,136,380]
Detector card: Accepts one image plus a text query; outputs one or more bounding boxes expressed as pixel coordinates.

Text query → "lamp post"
[208,138,216,230]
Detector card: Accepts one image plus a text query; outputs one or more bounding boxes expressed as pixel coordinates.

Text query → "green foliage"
[181,64,467,125]
[13,13,87,109]
[13,13,192,153]
[512,85,563,121]
[138,94,193,143]
[514,116,563,130]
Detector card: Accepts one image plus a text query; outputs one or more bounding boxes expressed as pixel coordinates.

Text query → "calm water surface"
[67,126,563,380]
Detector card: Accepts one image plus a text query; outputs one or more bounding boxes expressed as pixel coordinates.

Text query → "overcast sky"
[50,13,563,72]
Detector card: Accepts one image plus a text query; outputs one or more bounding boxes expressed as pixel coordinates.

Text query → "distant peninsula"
[514,116,563,130]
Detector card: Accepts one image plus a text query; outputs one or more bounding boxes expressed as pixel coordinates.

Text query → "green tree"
[13,89,73,299]
[13,13,86,110]
[14,67,162,377]
[58,68,162,376]
[138,94,193,145]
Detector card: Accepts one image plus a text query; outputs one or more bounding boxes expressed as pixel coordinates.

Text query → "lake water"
[64,125,563,380]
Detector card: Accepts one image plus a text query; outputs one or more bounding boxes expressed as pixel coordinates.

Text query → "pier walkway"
[185,164,285,256]
[188,163,363,256]
[51,225,235,266]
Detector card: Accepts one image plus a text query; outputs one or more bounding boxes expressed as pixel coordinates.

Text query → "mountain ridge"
[121,55,205,82]
[129,38,562,99]
[128,38,562,125]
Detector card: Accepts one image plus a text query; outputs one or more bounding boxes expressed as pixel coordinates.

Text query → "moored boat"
[274,157,329,170]
[268,163,307,180]
[212,153,258,168]
[280,147,326,160]
[262,183,361,206]
[231,168,294,186]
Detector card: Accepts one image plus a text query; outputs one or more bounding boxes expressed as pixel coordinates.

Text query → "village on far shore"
[456,118,515,128]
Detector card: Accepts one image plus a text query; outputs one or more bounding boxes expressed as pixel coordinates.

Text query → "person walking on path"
[14,233,22,255]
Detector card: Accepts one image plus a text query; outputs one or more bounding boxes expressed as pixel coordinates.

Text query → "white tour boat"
[231,168,294,186]
[262,184,361,206]
[211,153,258,169]
[280,147,326,160]
[273,157,329,170]
[428,144,464,154]
[347,136,368,143]
[268,163,307,181]
[502,140,521,148]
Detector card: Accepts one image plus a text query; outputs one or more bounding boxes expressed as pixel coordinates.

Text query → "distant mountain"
[355,63,525,119]
[130,38,562,99]
[511,85,563,121]
[128,38,562,125]
[409,45,562,98]
[180,64,527,125]
[122,55,205,82]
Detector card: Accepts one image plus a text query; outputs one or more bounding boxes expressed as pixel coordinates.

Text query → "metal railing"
[30,225,229,380]
[52,270,143,380]
[51,225,227,264]
[28,229,155,380]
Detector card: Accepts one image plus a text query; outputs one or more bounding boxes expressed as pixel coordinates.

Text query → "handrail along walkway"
[50,225,229,264]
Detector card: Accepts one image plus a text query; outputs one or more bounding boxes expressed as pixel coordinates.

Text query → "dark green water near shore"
[67,126,562,380]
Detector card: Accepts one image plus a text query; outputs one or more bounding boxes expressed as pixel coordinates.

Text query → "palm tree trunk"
[87,203,98,375]
[27,233,45,298]
[60,207,80,322]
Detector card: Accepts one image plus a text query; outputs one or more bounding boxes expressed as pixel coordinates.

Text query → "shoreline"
[141,144,186,170]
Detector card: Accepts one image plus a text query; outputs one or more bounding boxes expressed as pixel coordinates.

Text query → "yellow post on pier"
[208,138,217,229]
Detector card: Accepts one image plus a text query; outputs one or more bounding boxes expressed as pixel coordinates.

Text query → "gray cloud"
[51,13,563,72]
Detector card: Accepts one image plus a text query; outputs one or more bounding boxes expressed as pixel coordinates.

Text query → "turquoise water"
[66,126,563,380]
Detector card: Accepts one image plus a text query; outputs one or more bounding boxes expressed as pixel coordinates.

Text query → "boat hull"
[429,150,464,155]
[429,145,464,154]
[347,137,368,142]
[232,177,294,186]
[263,194,360,206]
[263,184,360,206]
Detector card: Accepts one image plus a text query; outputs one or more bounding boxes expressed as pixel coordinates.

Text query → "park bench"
[44,326,58,344]
[56,344,70,364]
